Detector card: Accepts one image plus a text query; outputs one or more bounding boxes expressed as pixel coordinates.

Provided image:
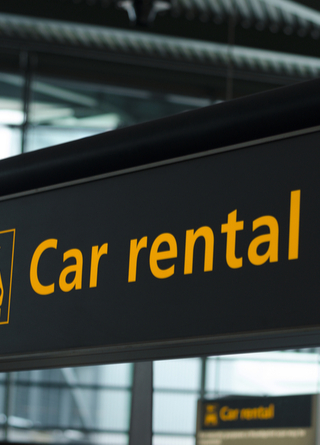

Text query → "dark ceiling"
[0,0,319,100]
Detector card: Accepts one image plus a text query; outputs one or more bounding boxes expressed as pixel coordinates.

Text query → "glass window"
[76,363,132,387]
[0,350,319,444]
[153,358,202,444]
[95,389,131,430]
[25,77,205,153]
[1,363,133,443]
[153,392,198,434]
[153,436,195,445]
[206,351,319,397]
[154,358,201,391]
[0,72,23,159]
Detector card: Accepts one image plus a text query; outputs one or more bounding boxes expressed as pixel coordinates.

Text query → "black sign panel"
[0,129,320,367]
[201,395,312,430]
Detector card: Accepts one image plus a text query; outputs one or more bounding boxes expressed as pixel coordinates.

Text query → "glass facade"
[0,351,317,444]
[3,364,133,443]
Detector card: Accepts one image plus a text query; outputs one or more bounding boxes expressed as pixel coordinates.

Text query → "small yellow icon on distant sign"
[204,404,219,427]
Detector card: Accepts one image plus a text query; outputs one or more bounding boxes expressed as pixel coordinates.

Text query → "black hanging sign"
[0,128,320,369]
[197,395,315,445]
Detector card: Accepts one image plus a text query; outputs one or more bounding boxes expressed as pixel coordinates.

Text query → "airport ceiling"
[0,0,319,99]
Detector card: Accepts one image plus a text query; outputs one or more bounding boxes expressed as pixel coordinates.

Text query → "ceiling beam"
[0,0,320,59]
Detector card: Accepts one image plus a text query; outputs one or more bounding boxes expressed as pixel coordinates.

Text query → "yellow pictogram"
[204,404,219,427]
